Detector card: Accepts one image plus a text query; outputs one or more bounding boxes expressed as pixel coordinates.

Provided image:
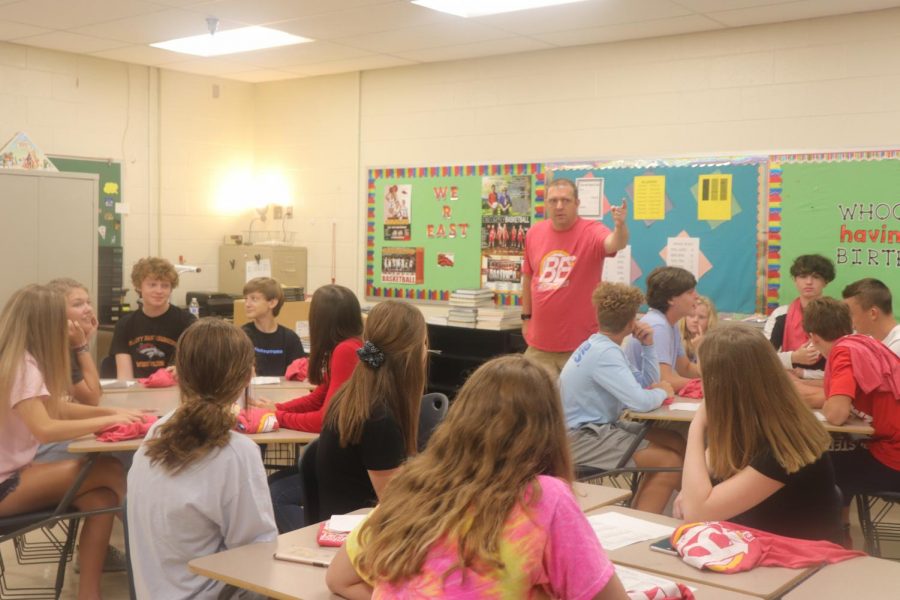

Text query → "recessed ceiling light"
[411,0,588,18]
[151,26,312,57]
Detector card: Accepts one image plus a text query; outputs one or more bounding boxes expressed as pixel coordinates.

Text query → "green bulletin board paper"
[48,157,122,247]
[775,156,900,305]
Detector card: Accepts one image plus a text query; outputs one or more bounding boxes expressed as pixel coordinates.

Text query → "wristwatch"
[521,313,532,321]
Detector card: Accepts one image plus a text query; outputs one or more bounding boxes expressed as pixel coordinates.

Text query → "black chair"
[299,440,320,526]
[0,458,121,599]
[99,355,117,379]
[856,491,900,557]
[418,392,449,452]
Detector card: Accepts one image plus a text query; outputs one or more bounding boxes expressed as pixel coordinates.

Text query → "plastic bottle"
[189,297,200,318]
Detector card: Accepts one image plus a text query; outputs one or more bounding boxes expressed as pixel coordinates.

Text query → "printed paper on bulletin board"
[769,153,900,309]
[366,165,544,306]
[546,158,766,314]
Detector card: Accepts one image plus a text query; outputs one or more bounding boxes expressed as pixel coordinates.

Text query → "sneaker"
[73,544,128,573]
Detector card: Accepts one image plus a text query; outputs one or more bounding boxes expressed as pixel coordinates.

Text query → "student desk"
[95,384,315,415]
[101,378,314,394]
[67,428,318,454]
[188,499,756,600]
[783,556,900,599]
[590,506,818,599]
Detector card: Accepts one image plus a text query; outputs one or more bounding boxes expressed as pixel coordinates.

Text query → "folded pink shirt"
[138,368,177,388]
[285,357,309,381]
[678,379,704,399]
[234,407,279,434]
[95,415,158,442]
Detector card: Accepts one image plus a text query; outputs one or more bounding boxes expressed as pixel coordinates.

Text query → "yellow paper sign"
[698,174,732,221]
[633,175,665,220]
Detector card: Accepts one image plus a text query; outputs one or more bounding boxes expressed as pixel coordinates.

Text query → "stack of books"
[476,307,522,330]
[448,307,478,328]
[449,288,495,307]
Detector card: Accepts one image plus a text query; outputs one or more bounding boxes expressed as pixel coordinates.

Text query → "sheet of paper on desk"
[814,411,827,422]
[100,379,136,389]
[668,402,700,412]
[251,376,281,386]
[615,565,695,594]
[328,514,368,533]
[588,512,675,550]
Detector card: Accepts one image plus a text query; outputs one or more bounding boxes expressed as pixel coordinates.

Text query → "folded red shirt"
[285,357,309,381]
[138,368,177,388]
[677,379,704,399]
[95,415,158,442]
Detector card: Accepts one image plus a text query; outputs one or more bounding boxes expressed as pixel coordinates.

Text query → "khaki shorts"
[524,346,572,377]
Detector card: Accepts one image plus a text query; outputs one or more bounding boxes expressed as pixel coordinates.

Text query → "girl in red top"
[257,284,363,532]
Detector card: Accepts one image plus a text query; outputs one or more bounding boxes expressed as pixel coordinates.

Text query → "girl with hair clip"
[127,319,277,600]
[326,355,629,600]
[316,300,426,518]
[679,295,718,363]
[255,284,364,532]
[0,284,140,600]
[675,323,843,543]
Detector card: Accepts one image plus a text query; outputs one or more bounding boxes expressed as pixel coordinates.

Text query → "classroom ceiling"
[1,0,899,82]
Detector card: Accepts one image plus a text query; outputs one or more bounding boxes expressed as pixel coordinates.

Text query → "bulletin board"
[768,151,900,311]
[366,164,544,306]
[48,156,122,247]
[546,158,767,314]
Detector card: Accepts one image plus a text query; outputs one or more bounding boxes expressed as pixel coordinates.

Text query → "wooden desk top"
[68,429,318,454]
[572,481,631,512]
[626,401,874,436]
[783,556,900,599]
[97,385,313,415]
[102,378,314,394]
[589,506,817,599]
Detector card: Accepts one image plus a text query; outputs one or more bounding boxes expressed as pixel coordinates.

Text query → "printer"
[185,292,240,319]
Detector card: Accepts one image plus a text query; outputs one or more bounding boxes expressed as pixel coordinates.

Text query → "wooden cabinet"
[426,324,526,398]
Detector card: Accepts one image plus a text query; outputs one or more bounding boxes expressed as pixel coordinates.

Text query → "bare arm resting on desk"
[823,394,853,426]
[326,546,373,600]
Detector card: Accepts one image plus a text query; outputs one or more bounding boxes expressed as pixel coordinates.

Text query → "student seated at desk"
[676,324,843,544]
[326,355,629,600]
[560,282,682,514]
[802,297,900,529]
[128,318,276,600]
[316,300,425,518]
[109,257,196,379]
[0,285,140,600]
[253,284,363,532]
[679,295,718,364]
[842,277,900,357]
[241,276,305,376]
[625,266,701,394]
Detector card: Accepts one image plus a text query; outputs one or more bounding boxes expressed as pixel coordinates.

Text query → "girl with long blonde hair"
[675,323,842,543]
[326,355,628,600]
[316,300,426,518]
[127,318,277,599]
[0,285,139,600]
[679,295,718,363]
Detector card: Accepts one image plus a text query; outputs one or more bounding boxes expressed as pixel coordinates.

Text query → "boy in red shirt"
[804,297,900,532]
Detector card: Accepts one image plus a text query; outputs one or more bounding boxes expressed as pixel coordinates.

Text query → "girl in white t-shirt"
[127,318,276,600]
[0,284,140,600]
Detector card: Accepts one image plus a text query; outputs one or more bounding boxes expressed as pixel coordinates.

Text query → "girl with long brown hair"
[316,300,426,518]
[127,319,277,599]
[675,323,842,543]
[326,355,628,600]
[0,284,139,600]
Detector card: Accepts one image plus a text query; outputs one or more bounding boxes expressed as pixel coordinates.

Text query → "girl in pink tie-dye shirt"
[326,355,628,600]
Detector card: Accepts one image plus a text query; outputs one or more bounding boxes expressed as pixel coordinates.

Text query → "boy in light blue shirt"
[559,282,683,514]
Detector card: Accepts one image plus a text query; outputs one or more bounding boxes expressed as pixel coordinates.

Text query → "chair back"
[418,392,449,452]
[100,355,117,379]
[299,440,320,525]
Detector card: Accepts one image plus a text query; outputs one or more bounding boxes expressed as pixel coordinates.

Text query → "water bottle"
[189,297,200,318]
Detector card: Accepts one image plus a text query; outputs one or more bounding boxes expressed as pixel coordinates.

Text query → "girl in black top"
[315,300,426,517]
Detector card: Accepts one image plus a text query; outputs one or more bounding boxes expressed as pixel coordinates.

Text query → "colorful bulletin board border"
[767,149,900,313]
[366,163,544,306]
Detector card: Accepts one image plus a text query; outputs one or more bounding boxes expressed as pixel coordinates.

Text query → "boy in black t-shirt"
[110,257,196,379]
[241,277,305,377]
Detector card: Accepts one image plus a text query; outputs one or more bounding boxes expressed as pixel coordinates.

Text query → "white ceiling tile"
[283,53,415,76]
[90,44,187,65]
[227,68,300,82]
[673,0,800,11]
[534,14,722,47]
[14,31,128,53]
[0,0,162,30]
[227,41,372,68]
[707,0,900,27]
[72,9,243,45]
[473,0,692,35]
[336,20,511,54]
[0,20,50,40]
[194,0,389,25]
[393,36,554,63]
[162,57,251,76]
[271,1,452,41]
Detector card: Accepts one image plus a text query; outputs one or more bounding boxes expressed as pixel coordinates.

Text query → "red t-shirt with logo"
[523,218,613,352]
[825,345,900,471]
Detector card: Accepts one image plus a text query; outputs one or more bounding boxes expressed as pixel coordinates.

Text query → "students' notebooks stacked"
[476,307,522,330]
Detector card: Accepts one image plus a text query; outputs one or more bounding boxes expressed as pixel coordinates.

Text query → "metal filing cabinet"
[218,244,308,295]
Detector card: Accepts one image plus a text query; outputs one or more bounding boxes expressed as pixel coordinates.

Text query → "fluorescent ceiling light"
[151,26,312,57]
[411,0,588,18]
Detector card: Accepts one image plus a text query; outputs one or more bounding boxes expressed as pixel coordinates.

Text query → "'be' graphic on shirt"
[537,251,577,291]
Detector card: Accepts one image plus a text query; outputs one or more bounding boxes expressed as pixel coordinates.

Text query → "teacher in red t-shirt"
[521,178,629,375]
